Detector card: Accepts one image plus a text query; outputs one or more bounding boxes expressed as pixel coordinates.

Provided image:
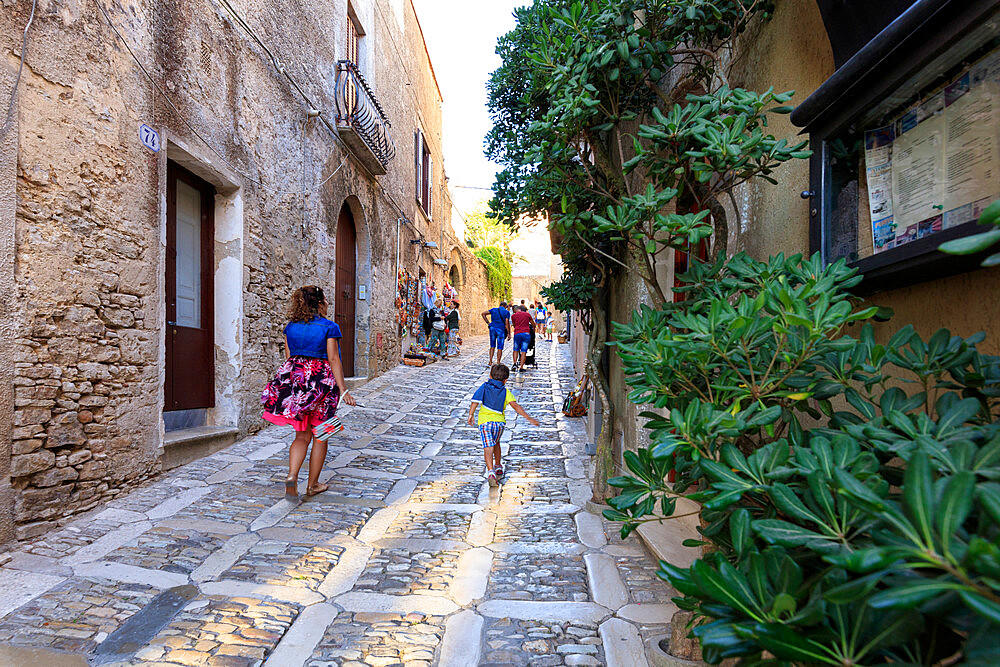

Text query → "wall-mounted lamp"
[422,241,439,250]
[433,258,448,266]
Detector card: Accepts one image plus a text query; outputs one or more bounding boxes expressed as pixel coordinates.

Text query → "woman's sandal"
[305,483,329,497]
[284,478,298,498]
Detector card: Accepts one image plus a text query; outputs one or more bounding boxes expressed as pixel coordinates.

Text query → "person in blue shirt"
[468,364,539,486]
[261,285,356,499]
[480,301,511,367]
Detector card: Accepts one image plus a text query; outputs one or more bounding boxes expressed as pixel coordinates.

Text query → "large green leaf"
[769,482,825,526]
[959,590,1000,625]
[730,508,751,558]
[741,622,835,664]
[690,560,762,618]
[754,519,842,553]
[868,579,966,609]
[902,453,935,547]
[936,471,974,547]
[701,459,753,487]
[938,228,1000,255]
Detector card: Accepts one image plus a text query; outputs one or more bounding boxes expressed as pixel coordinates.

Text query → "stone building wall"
[0,0,488,542]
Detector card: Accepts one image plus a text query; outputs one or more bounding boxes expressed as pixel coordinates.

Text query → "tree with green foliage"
[488,0,1000,662]
[487,0,805,501]
[464,204,518,263]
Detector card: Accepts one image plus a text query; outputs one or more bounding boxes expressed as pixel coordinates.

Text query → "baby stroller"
[524,329,538,369]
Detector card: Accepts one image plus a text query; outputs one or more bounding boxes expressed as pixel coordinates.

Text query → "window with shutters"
[346,8,364,113]
[415,130,433,218]
[346,5,363,67]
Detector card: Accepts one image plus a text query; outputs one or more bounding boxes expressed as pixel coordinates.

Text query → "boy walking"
[468,364,539,487]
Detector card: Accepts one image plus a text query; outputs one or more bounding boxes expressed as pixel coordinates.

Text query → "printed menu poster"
[891,112,945,230]
[943,80,1000,226]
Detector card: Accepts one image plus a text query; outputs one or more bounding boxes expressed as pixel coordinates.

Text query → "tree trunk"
[695,185,728,260]
[588,291,616,503]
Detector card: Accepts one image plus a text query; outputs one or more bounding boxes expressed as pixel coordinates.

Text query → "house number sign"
[139,124,161,152]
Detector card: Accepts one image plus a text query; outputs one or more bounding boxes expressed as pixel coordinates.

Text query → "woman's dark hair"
[288,285,326,323]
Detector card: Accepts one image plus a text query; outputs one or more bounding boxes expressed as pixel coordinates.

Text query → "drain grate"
[92,584,198,663]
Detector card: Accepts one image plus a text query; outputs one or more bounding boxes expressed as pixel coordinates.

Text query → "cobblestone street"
[0,339,676,666]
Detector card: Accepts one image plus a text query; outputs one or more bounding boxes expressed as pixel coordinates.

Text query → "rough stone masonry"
[0,0,490,542]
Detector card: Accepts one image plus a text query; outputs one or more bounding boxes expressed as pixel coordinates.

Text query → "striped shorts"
[478,421,505,449]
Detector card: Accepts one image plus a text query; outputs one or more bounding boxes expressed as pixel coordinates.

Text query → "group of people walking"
[481,298,555,372]
[261,286,552,499]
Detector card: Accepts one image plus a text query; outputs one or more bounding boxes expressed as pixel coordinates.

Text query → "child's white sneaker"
[486,470,499,487]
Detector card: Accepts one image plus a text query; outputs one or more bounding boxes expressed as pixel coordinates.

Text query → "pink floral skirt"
[261,356,340,432]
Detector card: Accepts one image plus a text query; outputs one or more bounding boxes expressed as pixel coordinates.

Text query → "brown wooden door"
[335,204,356,377]
[165,162,215,411]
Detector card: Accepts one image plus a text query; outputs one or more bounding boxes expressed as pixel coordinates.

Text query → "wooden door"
[166,162,215,411]
[335,204,356,377]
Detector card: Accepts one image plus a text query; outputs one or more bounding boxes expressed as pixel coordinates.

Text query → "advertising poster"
[864,126,895,252]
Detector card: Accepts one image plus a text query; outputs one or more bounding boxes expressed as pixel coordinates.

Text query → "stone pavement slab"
[0,337,676,665]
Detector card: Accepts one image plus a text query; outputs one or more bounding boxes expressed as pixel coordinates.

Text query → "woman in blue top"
[261,285,356,498]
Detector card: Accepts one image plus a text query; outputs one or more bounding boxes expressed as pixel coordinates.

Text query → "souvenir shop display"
[562,374,589,417]
[396,269,422,338]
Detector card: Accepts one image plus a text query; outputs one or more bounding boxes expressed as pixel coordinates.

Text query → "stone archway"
[340,194,370,377]
[448,247,464,291]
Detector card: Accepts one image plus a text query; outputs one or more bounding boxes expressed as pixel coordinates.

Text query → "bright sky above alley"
[411,0,527,191]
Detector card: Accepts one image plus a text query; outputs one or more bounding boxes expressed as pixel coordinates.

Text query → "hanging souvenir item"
[396,270,405,326]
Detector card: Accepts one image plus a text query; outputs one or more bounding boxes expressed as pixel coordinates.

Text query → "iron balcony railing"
[334,60,396,169]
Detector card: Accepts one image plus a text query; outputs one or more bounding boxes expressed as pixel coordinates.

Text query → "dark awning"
[791,0,997,132]
[815,0,916,69]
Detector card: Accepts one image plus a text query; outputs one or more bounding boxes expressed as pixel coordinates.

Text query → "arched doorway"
[449,264,460,290]
[335,203,356,377]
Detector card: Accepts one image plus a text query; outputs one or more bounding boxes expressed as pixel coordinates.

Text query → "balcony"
[334,60,396,175]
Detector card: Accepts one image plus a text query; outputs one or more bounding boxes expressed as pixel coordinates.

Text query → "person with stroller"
[510,305,534,373]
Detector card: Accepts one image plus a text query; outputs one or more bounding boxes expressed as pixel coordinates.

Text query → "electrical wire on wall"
[95,2,337,197]
[212,0,419,232]
[94,0,411,243]
[1,0,38,141]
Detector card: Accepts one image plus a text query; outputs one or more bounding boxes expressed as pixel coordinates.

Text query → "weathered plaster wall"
[726,0,833,260]
[1,0,488,540]
[0,22,19,545]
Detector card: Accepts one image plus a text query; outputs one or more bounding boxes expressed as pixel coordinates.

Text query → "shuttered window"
[347,16,359,65]
[415,130,432,218]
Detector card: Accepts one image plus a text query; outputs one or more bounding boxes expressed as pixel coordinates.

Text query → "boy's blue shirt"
[472,379,508,412]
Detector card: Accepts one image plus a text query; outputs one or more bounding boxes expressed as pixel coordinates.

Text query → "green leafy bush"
[939,198,1000,267]
[474,246,512,301]
[608,252,1000,665]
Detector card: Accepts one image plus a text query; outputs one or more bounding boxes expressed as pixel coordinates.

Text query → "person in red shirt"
[510,305,534,372]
